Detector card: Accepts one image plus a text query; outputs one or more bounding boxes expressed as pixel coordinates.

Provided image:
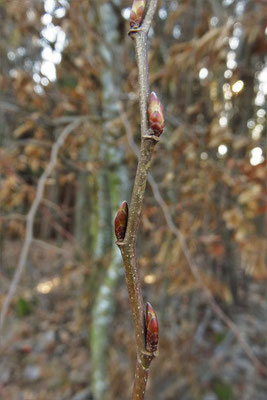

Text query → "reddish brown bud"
[148,91,165,136]
[130,0,146,28]
[145,302,159,353]
[114,201,128,242]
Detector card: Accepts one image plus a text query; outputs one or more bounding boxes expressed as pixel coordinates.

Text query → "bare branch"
[33,239,69,255]
[142,0,159,33]
[0,213,26,221]
[51,115,94,125]
[148,177,267,377]
[115,1,160,399]
[129,0,159,138]
[0,119,82,341]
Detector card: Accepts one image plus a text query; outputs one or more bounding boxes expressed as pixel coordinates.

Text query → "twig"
[147,176,267,377]
[120,107,267,377]
[33,239,69,255]
[0,119,82,341]
[8,139,52,148]
[141,0,159,33]
[116,1,159,399]
[50,115,93,125]
[40,205,75,243]
[42,199,70,222]
[0,213,26,221]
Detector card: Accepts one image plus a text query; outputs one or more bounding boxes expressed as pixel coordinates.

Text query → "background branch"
[0,119,82,342]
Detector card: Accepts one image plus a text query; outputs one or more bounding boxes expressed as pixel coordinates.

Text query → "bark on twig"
[116,1,159,399]
[0,119,82,342]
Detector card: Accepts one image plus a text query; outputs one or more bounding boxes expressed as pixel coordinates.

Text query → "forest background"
[0,0,266,399]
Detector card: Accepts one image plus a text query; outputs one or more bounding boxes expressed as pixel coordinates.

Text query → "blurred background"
[0,0,266,399]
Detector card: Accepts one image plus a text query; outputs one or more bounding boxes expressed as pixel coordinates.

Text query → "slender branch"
[134,33,149,136]
[0,213,26,221]
[141,0,159,33]
[33,239,69,255]
[0,119,82,341]
[148,177,267,377]
[129,0,159,138]
[124,139,156,249]
[120,106,267,377]
[131,357,151,399]
[116,1,159,399]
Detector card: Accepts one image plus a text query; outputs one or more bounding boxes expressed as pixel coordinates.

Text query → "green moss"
[212,378,234,400]
[16,297,31,317]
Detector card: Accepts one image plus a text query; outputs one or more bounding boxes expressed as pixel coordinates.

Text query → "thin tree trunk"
[88,2,128,399]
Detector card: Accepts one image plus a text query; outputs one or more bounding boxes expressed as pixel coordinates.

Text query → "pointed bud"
[148,92,165,136]
[130,0,146,28]
[114,201,128,242]
[145,302,159,353]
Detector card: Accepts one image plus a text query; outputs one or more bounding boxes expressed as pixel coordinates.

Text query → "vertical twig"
[115,1,160,399]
